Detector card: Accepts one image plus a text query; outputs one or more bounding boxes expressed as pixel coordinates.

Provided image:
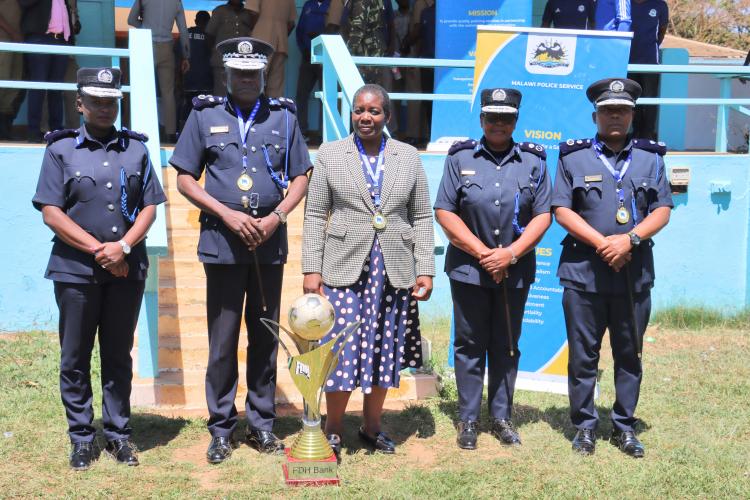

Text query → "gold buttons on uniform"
[75,171,81,177]
[107,204,114,211]
[106,182,112,189]
[111,226,118,233]
[494,200,500,206]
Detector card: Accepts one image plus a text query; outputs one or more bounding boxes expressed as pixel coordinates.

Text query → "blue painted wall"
[2,147,748,331]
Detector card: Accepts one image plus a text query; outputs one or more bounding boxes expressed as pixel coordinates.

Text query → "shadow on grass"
[92,413,190,452]
[436,400,650,441]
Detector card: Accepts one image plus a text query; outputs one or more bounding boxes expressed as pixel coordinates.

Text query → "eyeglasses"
[482,113,516,125]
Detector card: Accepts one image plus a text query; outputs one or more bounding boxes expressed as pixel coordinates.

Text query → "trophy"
[261,293,359,486]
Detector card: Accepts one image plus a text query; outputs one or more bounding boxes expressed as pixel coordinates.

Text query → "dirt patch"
[646,327,749,356]
[172,435,211,467]
[401,438,437,469]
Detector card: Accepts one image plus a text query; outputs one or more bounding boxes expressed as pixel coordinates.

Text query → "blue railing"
[311,35,750,153]
[0,29,164,377]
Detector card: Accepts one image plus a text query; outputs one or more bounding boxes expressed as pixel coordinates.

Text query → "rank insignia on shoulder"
[448,139,478,155]
[268,96,297,113]
[559,138,592,156]
[633,138,667,155]
[518,142,547,159]
[44,128,79,145]
[120,129,149,143]
[192,94,225,110]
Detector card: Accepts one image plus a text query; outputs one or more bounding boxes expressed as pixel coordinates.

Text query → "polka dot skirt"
[321,239,422,394]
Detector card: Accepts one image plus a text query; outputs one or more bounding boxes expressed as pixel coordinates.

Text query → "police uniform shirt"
[542,0,595,29]
[434,139,551,289]
[629,0,668,64]
[32,126,167,283]
[169,95,311,265]
[551,137,673,294]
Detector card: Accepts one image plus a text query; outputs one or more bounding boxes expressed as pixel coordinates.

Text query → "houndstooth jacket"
[302,134,435,289]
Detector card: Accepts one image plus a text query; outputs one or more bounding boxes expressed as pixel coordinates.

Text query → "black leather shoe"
[327,433,342,463]
[358,427,395,454]
[490,419,521,445]
[206,436,234,464]
[611,430,645,458]
[456,421,478,450]
[246,429,285,454]
[572,428,596,455]
[106,439,139,466]
[69,442,95,471]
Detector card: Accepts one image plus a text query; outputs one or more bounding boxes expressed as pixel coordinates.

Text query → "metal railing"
[0,29,164,377]
[311,35,750,153]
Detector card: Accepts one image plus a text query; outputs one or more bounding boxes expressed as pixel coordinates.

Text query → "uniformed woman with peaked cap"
[434,88,552,450]
[32,67,166,470]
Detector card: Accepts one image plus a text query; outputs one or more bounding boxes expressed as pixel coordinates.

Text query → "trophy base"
[282,449,339,487]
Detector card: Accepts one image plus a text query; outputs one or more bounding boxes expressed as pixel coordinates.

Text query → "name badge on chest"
[210,125,230,134]
[584,174,603,183]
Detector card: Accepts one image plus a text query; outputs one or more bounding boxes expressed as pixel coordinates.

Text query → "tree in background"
[666,0,750,51]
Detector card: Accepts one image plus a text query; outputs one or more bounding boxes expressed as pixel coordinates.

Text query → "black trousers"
[25,34,70,134]
[451,279,529,422]
[295,55,322,134]
[54,280,145,443]
[203,263,283,437]
[562,288,651,432]
[628,72,661,141]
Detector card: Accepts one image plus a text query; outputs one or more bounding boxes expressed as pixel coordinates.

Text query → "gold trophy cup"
[260,293,359,486]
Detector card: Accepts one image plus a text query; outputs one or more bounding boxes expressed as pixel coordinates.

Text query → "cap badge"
[609,80,625,93]
[238,41,253,54]
[492,89,507,102]
[97,69,113,84]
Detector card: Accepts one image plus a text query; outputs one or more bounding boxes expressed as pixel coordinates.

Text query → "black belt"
[45,32,66,40]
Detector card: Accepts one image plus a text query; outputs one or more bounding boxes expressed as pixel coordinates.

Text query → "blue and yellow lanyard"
[234,99,262,172]
[355,135,386,207]
[593,139,637,225]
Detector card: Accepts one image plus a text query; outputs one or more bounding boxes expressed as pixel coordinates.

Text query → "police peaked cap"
[77,67,122,98]
[480,88,522,114]
[217,37,274,71]
[586,78,642,108]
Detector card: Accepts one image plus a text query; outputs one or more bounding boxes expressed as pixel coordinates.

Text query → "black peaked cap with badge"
[586,78,642,108]
[480,88,522,114]
[77,67,123,99]
[216,37,274,71]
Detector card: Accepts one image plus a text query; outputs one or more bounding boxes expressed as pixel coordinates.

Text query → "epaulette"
[268,96,297,114]
[633,138,667,156]
[192,94,224,110]
[518,141,547,160]
[44,128,78,145]
[120,129,148,143]
[448,139,478,155]
[559,138,593,156]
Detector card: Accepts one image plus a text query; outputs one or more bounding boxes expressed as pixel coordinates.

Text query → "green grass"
[1,321,749,499]
[653,306,750,330]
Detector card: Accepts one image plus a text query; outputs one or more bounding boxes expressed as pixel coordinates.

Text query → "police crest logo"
[610,80,625,93]
[525,34,576,76]
[238,41,253,54]
[492,89,507,102]
[97,69,113,84]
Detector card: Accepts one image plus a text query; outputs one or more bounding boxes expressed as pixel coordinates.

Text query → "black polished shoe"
[246,429,285,454]
[611,430,645,458]
[105,438,139,466]
[69,442,95,471]
[327,433,342,463]
[572,428,596,455]
[456,421,478,450]
[490,419,521,445]
[206,436,234,464]
[358,427,396,454]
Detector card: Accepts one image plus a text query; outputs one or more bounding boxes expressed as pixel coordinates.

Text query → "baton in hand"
[624,264,641,360]
[242,195,268,312]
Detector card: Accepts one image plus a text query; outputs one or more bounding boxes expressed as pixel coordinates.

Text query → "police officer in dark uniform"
[434,88,552,450]
[551,78,673,457]
[32,68,167,470]
[169,37,311,464]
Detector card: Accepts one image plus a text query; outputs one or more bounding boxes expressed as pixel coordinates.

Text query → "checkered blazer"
[302,135,435,289]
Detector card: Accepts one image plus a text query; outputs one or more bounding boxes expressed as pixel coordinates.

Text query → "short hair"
[196,11,210,24]
[352,83,391,118]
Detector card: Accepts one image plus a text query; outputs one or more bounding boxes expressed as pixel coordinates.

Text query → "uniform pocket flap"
[631,176,657,192]
[63,165,95,183]
[573,175,602,192]
[205,134,237,150]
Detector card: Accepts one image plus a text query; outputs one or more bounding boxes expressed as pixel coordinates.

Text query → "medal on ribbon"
[616,205,630,224]
[237,173,253,191]
[372,212,387,230]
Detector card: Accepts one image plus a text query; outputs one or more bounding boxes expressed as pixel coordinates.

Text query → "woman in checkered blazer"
[302,84,435,459]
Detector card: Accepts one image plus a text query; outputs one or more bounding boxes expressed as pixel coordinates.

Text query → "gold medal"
[237,173,253,191]
[616,206,630,225]
[372,212,387,230]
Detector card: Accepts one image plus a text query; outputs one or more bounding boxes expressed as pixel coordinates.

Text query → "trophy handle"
[316,320,361,410]
[259,317,297,363]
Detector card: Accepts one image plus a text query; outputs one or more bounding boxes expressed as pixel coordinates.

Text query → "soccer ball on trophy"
[288,293,335,341]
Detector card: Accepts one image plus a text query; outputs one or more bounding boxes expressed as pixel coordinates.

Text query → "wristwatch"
[272,208,287,224]
[628,231,641,247]
[118,239,131,255]
[508,246,518,265]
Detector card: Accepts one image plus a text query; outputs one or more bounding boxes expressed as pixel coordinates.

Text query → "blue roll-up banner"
[431,2,532,142]
[449,26,632,394]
